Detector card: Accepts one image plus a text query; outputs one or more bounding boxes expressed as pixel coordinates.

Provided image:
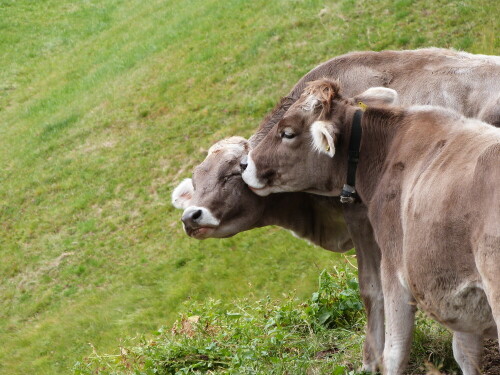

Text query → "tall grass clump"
[73,267,366,374]
[73,267,462,374]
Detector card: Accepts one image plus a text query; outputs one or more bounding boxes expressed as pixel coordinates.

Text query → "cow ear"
[311,121,336,158]
[172,178,194,209]
[354,87,398,106]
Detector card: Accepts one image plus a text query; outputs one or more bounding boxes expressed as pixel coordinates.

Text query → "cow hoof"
[361,362,378,373]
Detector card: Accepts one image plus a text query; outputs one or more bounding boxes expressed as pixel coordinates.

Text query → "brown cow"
[172,137,384,371]
[172,138,352,248]
[242,79,500,375]
[174,49,500,372]
[250,48,500,150]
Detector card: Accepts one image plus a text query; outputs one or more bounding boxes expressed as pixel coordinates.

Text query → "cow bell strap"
[340,109,363,204]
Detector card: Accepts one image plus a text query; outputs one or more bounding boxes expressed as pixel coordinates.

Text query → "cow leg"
[475,240,500,349]
[357,245,384,372]
[381,261,416,375]
[452,332,483,375]
[344,204,384,372]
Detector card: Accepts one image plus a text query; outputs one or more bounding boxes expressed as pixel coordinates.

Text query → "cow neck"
[351,106,405,204]
[259,193,312,232]
[257,193,347,251]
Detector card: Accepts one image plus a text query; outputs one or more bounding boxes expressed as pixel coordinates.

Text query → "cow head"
[172,137,266,239]
[242,79,398,196]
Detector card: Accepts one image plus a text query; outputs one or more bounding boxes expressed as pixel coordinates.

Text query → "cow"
[241,78,500,375]
[172,137,385,371]
[250,48,500,150]
[174,49,500,372]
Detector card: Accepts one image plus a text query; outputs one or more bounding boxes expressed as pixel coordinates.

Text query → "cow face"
[242,80,397,196]
[172,137,266,239]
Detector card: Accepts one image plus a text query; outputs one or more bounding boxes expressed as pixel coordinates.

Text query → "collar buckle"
[340,195,356,204]
[339,184,357,204]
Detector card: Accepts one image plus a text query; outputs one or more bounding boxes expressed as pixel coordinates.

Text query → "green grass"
[73,268,457,375]
[0,0,498,374]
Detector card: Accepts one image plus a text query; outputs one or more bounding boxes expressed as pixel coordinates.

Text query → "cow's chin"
[186,226,237,239]
[248,185,276,196]
[187,223,250,240]
[187,227,216,239]
[249,184,296,197]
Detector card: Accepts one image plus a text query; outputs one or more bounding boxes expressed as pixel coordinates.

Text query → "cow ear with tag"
[311,121,336,158]
[172,178,194,209]
[354,87,398,106]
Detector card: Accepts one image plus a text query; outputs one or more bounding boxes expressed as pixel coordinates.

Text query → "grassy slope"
[0,0,498,373]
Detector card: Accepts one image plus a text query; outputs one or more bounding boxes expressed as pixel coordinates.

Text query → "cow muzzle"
[181,206,221,239]
[241,153,273,195]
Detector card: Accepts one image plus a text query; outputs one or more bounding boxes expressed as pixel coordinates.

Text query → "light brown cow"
[172,138,351,248]
[172,137,384,371]
[242,79,500,374]
[251,48,500,150]
[174,49,500,372]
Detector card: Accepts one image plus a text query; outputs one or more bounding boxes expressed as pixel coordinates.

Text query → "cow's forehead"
[192,137,248,186]
[289,94,317,113]
[193,149,241,181]
[207,137,247,155]
[278,110,309,129]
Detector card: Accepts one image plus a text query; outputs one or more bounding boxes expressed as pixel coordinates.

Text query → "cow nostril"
[191,209,202,221]
[240,156,248,171]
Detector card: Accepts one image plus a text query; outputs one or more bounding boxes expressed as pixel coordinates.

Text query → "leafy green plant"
[308,268,364,330]
[74,265,463,374]
[73,268,366,374]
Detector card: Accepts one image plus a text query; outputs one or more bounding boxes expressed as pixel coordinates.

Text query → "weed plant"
[74,268,459,374]
[74,267,366,374]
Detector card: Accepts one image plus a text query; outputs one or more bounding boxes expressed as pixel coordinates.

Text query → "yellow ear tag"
[326,145,330,152]
[358,101,368,111]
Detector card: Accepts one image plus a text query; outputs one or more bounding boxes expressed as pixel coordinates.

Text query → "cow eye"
[223,173,240,183]
[281,128,296,139]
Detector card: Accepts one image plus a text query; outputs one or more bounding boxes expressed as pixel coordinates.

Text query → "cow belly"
[424,283,494,333]
[407,267,495,334]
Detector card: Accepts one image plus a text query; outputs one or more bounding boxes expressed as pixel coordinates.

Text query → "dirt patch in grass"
[483,339,500,375]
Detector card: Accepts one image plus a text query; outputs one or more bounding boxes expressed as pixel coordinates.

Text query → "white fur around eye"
[311,121,335,157]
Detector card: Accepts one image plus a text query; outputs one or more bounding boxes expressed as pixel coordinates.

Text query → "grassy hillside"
[0,0,498,374]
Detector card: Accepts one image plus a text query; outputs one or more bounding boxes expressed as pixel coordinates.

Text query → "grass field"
[0,0,498,373]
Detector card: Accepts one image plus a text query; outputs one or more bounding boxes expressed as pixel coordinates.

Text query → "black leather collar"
[340,109,363,204]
